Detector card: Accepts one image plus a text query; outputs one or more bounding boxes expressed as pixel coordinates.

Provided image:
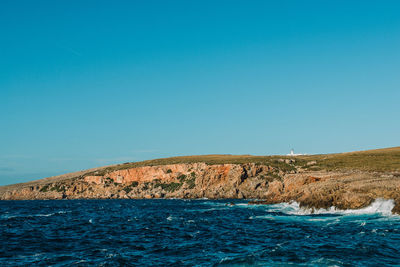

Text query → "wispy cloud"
[55,43,82,57]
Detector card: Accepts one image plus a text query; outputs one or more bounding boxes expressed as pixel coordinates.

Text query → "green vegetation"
[260,171,282,182]
[177,174,187,183]
[185,172,196,189]
[123,181,139,193]
[39,185,50,192]
[3,147,400,198]
[186,177,196,189]
[154,182,182,192]
[301,147,400,172]
[80,147,400,179]
[123,186,132,193]
[50,184,65,192]
[143,182,150,191]
[170,172,197,189]
[83,154,302,176]
[105,177,114,183]
[104,177,114,187]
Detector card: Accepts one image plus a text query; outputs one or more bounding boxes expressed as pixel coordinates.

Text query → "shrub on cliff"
[164,182,182,192]
[50,184,65,192]
[123,181,139,193]
[177,174,187,183]
[143,182,150,190]
[123,186,133,193]
[154,182,182,192]
[104,177,114,187]
[186,172,196,189]
[39,185,50,192]
[186,177,196,189]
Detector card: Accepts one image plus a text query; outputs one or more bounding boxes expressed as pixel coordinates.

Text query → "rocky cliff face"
[0,163,277,200]
[250,171,400,213]
[1,162,400,213]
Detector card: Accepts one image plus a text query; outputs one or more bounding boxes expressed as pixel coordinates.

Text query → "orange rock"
[84,176,103,185]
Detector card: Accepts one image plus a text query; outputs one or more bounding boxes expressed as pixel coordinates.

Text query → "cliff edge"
[1,147,400,213]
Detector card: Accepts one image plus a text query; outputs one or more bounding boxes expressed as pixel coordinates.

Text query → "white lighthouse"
[287,149,304,156]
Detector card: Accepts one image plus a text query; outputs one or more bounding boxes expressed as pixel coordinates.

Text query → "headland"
[1,147,400,213]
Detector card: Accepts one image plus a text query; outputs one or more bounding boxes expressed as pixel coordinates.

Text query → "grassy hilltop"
[1,146,399,192]
[88,146,400,175]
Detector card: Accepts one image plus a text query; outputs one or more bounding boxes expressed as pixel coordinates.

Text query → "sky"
[1,0,399,185]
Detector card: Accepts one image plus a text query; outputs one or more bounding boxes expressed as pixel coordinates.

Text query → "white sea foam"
[2,212,60,219]
[275,198,395,216]
[35,213,55,217]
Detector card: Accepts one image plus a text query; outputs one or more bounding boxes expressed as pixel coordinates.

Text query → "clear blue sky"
[1,1,399,185]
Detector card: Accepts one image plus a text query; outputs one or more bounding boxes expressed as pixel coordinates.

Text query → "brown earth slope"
[1,147,400,213]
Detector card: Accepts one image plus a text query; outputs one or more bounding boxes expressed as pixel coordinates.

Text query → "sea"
[1,199,399,266]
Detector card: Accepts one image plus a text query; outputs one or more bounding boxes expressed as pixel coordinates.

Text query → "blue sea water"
[1,199,399,266]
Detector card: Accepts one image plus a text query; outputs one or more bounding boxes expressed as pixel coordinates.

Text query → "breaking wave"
[1,210,68,220]
[271,198,395,216]
[1,199,400,266]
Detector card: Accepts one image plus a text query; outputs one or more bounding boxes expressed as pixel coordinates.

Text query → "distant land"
[1,147,400,213]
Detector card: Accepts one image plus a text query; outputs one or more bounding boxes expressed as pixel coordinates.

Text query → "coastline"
[1,147,400,214]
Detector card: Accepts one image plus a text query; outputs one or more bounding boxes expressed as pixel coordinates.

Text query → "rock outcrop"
[250,171,400,211]
[1,148,400,213]
[0,163,278,200]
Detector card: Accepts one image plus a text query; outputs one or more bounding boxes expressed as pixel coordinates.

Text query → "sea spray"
[1,199,399,266]
[277,198,395,216]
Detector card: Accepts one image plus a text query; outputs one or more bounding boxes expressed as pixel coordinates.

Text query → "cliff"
[1,147,400,213]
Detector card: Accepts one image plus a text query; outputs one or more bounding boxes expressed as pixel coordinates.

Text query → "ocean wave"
[2,199,400,265]
[1,210,68,220]
[274,198,395,216]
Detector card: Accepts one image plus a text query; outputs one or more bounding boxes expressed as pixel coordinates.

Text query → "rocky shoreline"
[1,157,400,214]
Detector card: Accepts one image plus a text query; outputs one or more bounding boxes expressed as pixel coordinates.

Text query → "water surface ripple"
[1,199,399,266]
